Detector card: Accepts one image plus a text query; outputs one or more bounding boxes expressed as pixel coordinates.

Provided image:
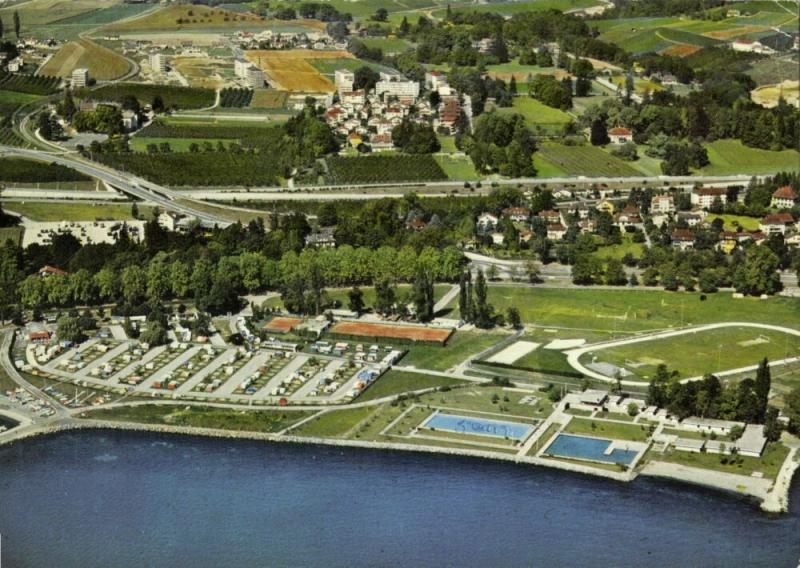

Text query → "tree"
[0,15,4,40]
[764,406,780,442]
[458,270,472,323]
[152,95,165,114]
[589,118,609,146]
[131,202,139,219]
[353,66,380,92]
[348,286,365,314]
[473,269,493,328]
[754,358,771,422]
[733,245,781,296]
[785,386,800,433]
[374,278,396,316]
[525,260,541,283]
[57,315,85,344]
[507,307,521,329]
[372,8,388,21]
[13,10,20,39]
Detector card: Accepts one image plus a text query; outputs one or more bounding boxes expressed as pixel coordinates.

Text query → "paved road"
[0,144,232,226]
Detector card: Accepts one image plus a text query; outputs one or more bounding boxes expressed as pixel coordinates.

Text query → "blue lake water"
[424,412,533,440]
[545,433,640,465]
[1,430,799,567]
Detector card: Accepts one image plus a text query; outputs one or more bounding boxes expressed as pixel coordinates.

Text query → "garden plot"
[487,341,540,365]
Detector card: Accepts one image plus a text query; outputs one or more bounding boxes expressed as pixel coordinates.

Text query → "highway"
[0,144,233,226]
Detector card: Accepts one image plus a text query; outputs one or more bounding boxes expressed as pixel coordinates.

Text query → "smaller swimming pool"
[423,413,533,440]
[544,434,639,465]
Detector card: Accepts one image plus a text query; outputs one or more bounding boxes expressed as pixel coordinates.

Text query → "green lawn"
[536,143,642,177]
[651,441,790,479]
[434,155,480,180]
[447,287,800,332]
[5,202,153,222]
[85,404,314,433]
[360,37,412,53]
[401,330,511,371]
[706,213,762,231]
[0,226,23,246]
[129,137,235,152]
[496,97,573,133]
[290,406,376,438]
[700,139,800,175]
[436,135,458,154]
[564,417,651,442]
[358,370,469,402]
[511,346,574,374]
[592,234,645,261]
[581,326,800,381]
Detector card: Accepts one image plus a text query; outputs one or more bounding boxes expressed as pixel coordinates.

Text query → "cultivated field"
[580,325,800,381]
[326,154,447,184]
[330,321,454,345]
[245,50,353,93]
[700,139,800,175]
[4,202,145,222]
[536,144,642,177]
[0,0,118,26]
[40,38,131,81]
[496,97,573,133]
[250,90,289,109]
[104,4,273,32]
[486,61,570,83]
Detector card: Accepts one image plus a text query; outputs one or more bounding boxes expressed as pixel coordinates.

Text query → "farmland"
[446,287,800,332]
[39,38,131,81]
[0,89,42,117]
[0,73,60,96]
[435,0,603,17]
[700,139,800,175]
[581,326,800,381]
[434,155,480,180]
[102,4,293,33]
[250,90,289,109]
[80,83,215,110]
[536,144,642,177]
[486,61,569,83]
[330,321,453,345]
[0,128,28,147]
[0,0,119,26]
[326,155,447,184]
[0,158,91,183]
[245,50,354,93]
[3,202,145,222]
[219,88,253,108]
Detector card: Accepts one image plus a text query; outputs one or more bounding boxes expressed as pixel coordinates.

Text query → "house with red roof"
[771,185,799,209]
[607,126,633,144]
[38,265,67,278]
[760,213,795,235]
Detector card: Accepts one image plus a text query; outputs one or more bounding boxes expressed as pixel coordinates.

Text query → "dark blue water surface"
[1,430,798,568]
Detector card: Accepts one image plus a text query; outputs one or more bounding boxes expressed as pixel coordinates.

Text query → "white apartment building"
[71,68,89,88]
[334,69,354,93]
[149,53,167,74]
[375,72,419,99]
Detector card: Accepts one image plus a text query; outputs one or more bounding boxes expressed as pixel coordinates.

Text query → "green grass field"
[496,97,573,133]
[536,144,642,177]
[447,287,800,332]
[401,330,511,371]
[700,140,800,175]
[129,137,234,152]
[564,417,651,442]
[0,89,42,117]
[434,155,480,180]
[706,214,762,231]
[289,406,375,438]
[4,202,150,222]
[592,234,646,261]
[85,404,315,433]
[360,37,413,53]
[0,226,24,246]
[582,326,800,381]
[358,370,468,402]
[651,441,790,479]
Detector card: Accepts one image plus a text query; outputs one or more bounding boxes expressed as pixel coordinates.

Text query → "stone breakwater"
[1,418,795,513]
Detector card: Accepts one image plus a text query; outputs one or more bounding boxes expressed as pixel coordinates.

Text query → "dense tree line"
[459,113,537,177]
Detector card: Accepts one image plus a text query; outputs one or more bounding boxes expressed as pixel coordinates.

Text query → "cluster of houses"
[323,70,471,150]
[234,30,347,52]
[0,36,59,74]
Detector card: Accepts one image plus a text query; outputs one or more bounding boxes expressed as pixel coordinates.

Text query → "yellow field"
[660,44,702,57]
[39,38,131,81]
[245,50,353,93]
[752,80,800,109]
[171,56,227,89]
[0,0,118,26]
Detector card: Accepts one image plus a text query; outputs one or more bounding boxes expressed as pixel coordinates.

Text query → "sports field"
[536,144,642,177]
[245,50,353,93]
[39,38,131,81]
[446,287,800,332]
[700,139,800,175]
[579,325,800,381]
[330,321,453,344]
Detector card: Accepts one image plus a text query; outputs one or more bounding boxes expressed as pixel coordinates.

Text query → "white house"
[477,212,498,232]
[771,185,798,209]
[607,126,633,144]
[691,187,728,208]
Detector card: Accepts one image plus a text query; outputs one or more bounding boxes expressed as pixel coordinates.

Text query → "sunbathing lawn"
[446,287,800,332]
[700,139,800,175]
[400,330,510,371]
[651,442,790,479]
[564,417,651,442]
[357,370,468,402]
[582,326,800,380]
[85,405,314,433]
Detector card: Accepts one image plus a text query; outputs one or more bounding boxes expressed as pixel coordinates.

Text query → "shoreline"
[1,417,794,514]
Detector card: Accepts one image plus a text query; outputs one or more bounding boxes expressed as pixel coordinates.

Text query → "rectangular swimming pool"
[544,434,639,465]
[422,413,534,441]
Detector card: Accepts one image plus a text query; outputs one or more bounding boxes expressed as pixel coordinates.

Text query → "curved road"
[565,322,800,385]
